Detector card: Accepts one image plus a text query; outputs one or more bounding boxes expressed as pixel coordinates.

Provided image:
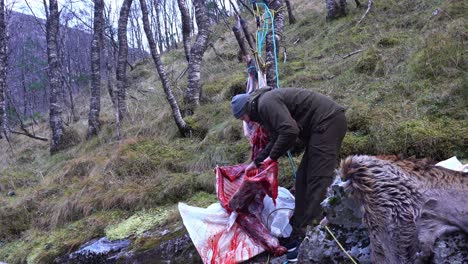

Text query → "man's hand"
[263,156,275,166]
[245,161,257,172]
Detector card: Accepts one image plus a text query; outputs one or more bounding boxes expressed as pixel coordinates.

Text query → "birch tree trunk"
[177,0,191,62]
[153,0,164,53]
[240,18,254,51]
[116,0,133,121]
[284,0,296,24]
[162,0,171,50]
[185,0,210,115]
[139,0,189,137]
[87,0,104,138]
[171,0,179,49]
[265,0,285,88]
[47,0,65,153]
[0,0,5,139]
[325,0,347,19]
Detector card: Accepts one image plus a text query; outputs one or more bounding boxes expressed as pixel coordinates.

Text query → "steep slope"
[0,0,466,263]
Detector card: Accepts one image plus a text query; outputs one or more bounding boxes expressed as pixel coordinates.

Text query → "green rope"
[253,2,297,179]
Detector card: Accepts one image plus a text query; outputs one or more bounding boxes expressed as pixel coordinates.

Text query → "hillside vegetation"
[0,0,466,263]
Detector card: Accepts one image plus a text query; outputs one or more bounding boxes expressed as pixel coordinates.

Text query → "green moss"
[155,173,197,203]
[0,211,122,264]
[184,115,208,138]
[129,61,155,81]
[193,172,216,194]
[203,73,246,99]
[51,128,82,154]
[105,208,170,240]
[132,226,187,253]
[0,240,28,263]
[377,36,400,48]
[1,0,467,261]
[281,61,306,76]
[0,168,37,189]
[409,31,464,79]
[16,149,35,164]
[62,159,95,179]
[0,203,34,241]
[371,118,467,159]
[222,74,247,100]
[341,133,373,157]
[439,0,466,19]
[355,48,381,74]
[345,103,372,133]
[186,191,217,207]
[184,102,232,139]
[111,139,194,178]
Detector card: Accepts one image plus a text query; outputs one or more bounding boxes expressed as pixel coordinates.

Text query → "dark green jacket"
[246,88,345,165]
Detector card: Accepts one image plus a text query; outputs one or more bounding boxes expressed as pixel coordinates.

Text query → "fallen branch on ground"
[357,0,373,25]
[342,49,364,59]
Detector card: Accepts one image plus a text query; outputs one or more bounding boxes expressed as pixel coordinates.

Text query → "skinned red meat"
[215,123,286,256]
[217,163,278,212]
[250,125,269,160]
[216,161,284,256]
[237,213,287,256]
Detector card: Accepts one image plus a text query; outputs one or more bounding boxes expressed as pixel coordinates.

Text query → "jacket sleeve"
[259,97,299,161]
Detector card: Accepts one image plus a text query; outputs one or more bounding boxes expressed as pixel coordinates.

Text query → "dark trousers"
[290,111,347,236]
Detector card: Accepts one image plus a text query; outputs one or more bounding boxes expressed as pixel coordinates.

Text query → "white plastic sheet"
[436,156,467,172]
[179,187,295,264]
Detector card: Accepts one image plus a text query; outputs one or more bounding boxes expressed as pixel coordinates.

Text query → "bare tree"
[129,1,144,58]
[284,0,296,24]
[87,0,104,138]
[325,0,347,19]
[139,0,189,136]
[59,11,78,123]
[116,0,133,122]
[185,0,210,115]
[265,0,285,88]
[239,18,254,51]
[177,0,191,62]
[152,0,164,53]
[170,0,179,49]
[162,0,171,50]
[0,0,6,139]
[47,0,65,153]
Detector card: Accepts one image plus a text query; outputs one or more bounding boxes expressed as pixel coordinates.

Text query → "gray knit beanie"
[231,93,249,119]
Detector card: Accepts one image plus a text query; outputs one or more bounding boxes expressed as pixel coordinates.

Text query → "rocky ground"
[58,177,467,263]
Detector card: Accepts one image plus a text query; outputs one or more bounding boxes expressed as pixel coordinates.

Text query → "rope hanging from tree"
[250,1,296,178]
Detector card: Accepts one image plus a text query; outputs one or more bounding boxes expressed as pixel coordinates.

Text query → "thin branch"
[229,0,240,17]
[63,5,93,30]
[236,0,254,16]
[342,48,364,59]
[5,93,48,141]
[24,0,47,34]
[209,43,227,67]
[10,130,48,141]
[175,66,188,83]
[283,47,287,63]
[357,0,372,25]
[214,1,231,29]
[63,5,119,51]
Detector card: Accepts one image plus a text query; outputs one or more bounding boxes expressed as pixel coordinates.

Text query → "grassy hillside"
[0,0,466,263]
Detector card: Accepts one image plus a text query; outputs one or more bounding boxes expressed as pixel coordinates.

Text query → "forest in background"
[0,0,466,263]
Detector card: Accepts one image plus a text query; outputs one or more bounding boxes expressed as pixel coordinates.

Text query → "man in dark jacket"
[231,87,347,254]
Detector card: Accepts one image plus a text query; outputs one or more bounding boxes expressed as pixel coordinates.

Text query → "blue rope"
[254,2,296,178]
